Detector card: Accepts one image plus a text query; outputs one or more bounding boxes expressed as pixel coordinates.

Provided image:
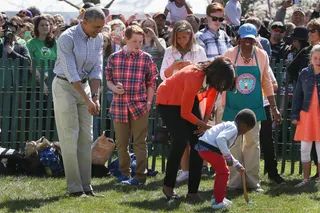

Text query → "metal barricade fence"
[0,58,302,174]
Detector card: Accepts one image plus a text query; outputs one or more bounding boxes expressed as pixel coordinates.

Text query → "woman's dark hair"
[235,109,256,129]
[33,15,55,48]
[197,57,237,92]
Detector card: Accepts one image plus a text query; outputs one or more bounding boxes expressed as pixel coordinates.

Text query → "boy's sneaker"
[117,174,130,183]
[211,197,232,206]
[212,198,232,209]
[121,178,146,186]
[176,171,189,182]
[295,179,310,188]
[201,166,209,178]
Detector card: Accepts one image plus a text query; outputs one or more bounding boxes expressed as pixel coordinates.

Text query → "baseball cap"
[153,12,166,19]
[293,7,305,16]
[17,10,33,18]
[270,21,286,30]
[237,23,257,39]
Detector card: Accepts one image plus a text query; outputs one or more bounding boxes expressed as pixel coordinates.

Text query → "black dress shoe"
[84,191,105,197]
[69,192,89,198]
[269,174,286,184]
[162,187,180,200]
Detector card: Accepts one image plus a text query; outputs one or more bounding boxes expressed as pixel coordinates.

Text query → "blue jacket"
[291,66,320,121]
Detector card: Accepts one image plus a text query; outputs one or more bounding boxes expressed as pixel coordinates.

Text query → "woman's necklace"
[240,48,254,64]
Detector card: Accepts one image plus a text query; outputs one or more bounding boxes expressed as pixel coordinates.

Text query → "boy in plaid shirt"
[106,25,158,185]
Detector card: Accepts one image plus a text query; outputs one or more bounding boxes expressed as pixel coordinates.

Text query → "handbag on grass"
[91,131,115,165]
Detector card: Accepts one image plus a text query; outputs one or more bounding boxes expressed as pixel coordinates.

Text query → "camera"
[112,14,121,20]
[2,21,17,45]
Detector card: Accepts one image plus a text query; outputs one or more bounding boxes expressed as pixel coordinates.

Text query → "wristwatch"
[92,93,99,99]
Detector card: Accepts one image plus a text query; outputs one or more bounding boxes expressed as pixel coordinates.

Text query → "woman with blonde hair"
[160,20,207,81]
[141,17,166,70]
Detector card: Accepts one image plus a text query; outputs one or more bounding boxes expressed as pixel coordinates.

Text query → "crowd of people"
[1,0,320,209]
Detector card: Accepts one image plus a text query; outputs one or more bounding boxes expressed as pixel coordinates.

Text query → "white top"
[166,2,189,23]
[160,44,207,81]
[199,121,238,158]
[263,67,276,107]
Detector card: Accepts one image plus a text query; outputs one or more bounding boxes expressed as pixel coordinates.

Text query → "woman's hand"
[146,27,157,38]
[272,107,282,125]
[292,120,298,125]
[174,60,192,70]
[127,14,136,25]
[105,15,112,23]
[194,122,211,136]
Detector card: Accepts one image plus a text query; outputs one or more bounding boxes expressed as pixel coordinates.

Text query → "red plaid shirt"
[106,48,158,123]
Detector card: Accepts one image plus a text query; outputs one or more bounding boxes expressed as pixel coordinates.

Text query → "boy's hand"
[237,166,245,173]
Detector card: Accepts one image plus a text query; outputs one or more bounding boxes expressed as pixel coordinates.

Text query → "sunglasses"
[209,16,224,22]
[308,29,318,33]
[272,27,284,33]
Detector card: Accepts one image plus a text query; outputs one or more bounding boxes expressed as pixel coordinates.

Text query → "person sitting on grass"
[195,109,256,209]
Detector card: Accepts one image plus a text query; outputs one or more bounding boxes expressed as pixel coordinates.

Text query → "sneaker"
[121,178,146,185]
[211,197,232,206]
[269,174,286,184]
[212,199,232,209]
[295,179,310,188]
[201,166,209,178]
[176,171,189,182]
[117,174,130,183]
[209,167,216,176]
[252,187,264,193]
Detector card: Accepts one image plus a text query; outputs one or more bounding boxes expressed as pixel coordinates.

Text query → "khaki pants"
[228,122,261,189]
[113,112,149,181]
[214,94,224,125]
[52,77,93,193]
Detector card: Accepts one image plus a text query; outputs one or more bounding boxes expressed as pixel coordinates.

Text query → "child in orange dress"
[291,44,320,187]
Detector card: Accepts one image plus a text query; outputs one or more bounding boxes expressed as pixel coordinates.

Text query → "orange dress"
[294,85,320,142]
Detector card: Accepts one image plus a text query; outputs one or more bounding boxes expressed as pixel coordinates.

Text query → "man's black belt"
[56,75,88,84]
[198,140,222,155]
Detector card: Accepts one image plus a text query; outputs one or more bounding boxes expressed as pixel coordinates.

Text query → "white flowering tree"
[245,0,319,21]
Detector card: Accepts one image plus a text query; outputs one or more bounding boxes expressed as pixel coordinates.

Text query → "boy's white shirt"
[199,121,241,167]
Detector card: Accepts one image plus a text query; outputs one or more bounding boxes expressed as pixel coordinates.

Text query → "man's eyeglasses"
[308,29,318,33]
[209,16,225,22]
[272,27,284,33]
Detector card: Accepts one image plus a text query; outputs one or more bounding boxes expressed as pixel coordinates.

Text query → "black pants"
[158,98,203,193]
[260,105,279,177]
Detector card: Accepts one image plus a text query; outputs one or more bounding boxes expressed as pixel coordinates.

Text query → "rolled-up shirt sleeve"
[57,35,81,82]
[146,58,158,89]
[160,48,171,81]
[89,38,103,80]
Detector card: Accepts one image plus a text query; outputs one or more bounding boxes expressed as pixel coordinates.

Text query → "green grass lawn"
[0,159,320,213]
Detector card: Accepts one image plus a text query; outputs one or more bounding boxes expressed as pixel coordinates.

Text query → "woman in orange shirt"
[156,57,236,200]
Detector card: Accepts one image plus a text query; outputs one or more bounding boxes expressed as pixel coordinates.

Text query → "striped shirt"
[53,23,103,82]
[105,47,158,123]
[195,28,232,60]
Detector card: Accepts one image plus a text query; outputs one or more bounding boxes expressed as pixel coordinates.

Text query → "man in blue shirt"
[53,7,104,198]
[225,0,241,27]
